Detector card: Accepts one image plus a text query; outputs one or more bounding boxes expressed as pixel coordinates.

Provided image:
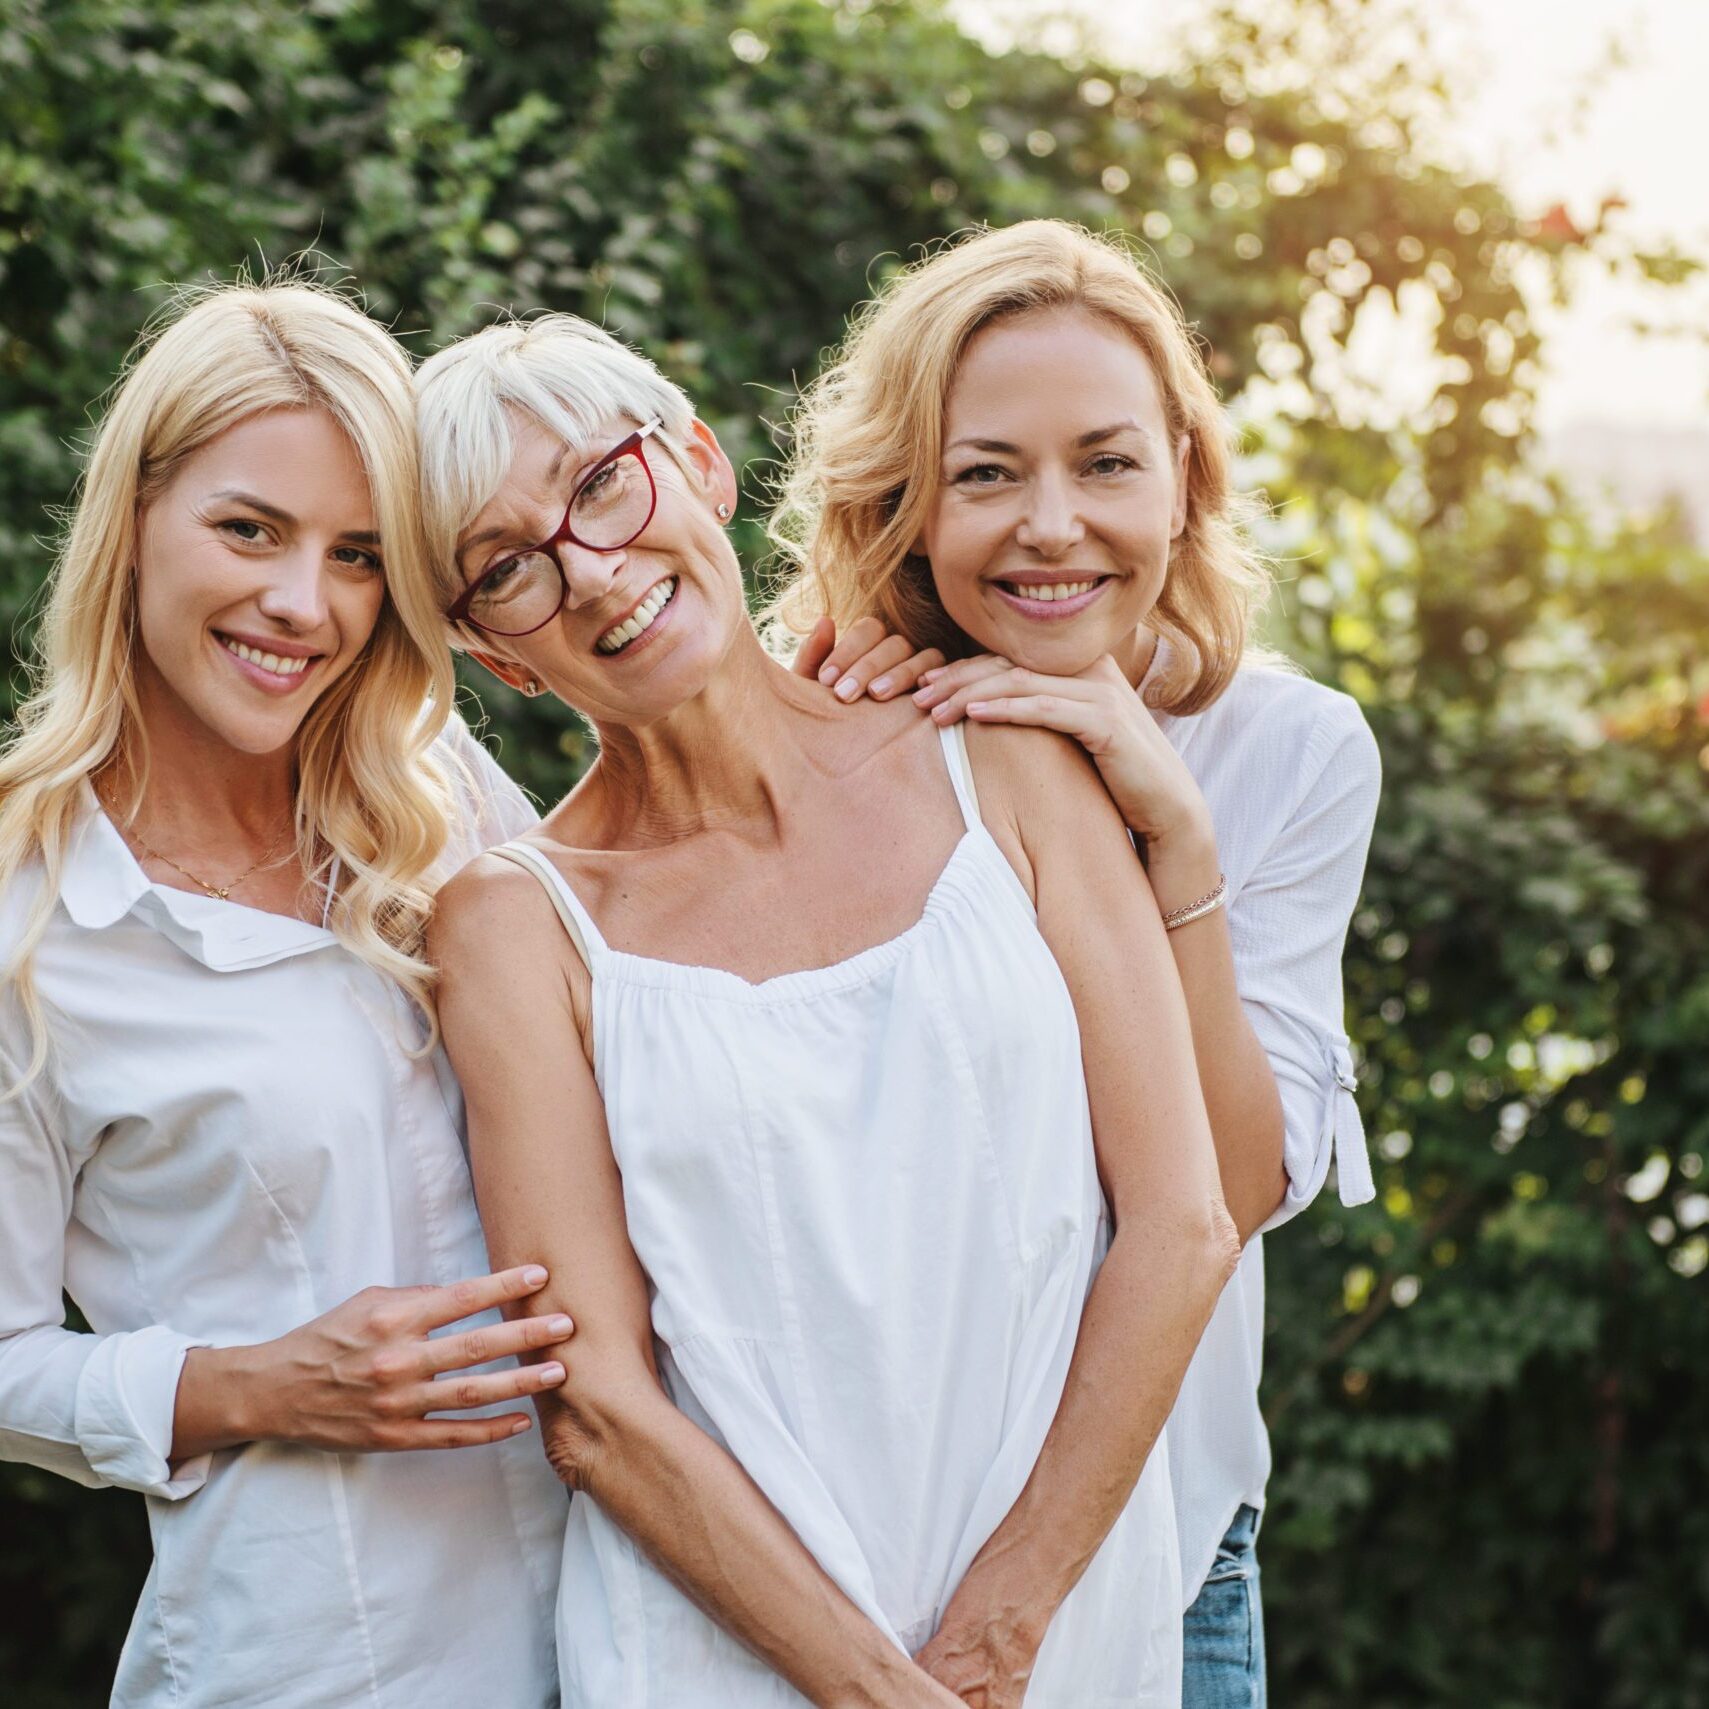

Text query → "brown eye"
[332,546,384,574]
[579,463,620,502]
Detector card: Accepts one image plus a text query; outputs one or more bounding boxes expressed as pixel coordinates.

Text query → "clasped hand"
[912,1604,1042,1709]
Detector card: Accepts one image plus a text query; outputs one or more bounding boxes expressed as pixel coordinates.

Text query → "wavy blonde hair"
[0,278,460,1088]
[765,220,1271,713]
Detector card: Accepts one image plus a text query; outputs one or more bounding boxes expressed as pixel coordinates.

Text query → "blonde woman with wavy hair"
[0,279,566,1709]
[773,219,1383,1707]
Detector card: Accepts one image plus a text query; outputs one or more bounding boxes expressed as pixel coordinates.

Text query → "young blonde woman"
[772,220,1382,1709]
[0,282,567,1707]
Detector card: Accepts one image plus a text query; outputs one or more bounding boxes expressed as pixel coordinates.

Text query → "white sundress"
[493,724,1182,1707]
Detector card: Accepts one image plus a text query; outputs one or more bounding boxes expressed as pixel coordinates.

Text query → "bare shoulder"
[429,846,565,983]
[963,719,1123,829]
[961,722,1133,905]
[820,685,941,775]
[434,847,535,933]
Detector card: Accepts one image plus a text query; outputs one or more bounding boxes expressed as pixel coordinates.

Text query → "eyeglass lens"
[465,449,654,635]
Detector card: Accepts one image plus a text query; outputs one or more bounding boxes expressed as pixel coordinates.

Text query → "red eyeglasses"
[447,418,663,637]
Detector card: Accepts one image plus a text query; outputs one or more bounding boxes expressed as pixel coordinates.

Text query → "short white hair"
[415,312,697,606]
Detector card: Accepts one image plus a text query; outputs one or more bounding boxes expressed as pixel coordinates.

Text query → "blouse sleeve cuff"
[1259,1031,1375,1236]
[74,1325,213,1499]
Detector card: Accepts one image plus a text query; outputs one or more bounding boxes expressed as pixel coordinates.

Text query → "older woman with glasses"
[417,315,1240,1709]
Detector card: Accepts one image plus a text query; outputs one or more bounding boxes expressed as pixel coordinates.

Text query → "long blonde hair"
[765,220,1271,713]
[0,278,459,1087]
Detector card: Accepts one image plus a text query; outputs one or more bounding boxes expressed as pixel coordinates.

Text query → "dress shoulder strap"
[486,841,604,972]
[937,722,983,833]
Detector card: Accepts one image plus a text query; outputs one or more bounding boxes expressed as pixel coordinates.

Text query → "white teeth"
[596,579,677,654]
[1011,579,1097,603]
[219,635,311,677]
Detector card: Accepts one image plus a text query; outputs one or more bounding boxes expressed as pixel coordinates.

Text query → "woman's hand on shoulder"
[915,652,1211,851]
[791,615,946,703]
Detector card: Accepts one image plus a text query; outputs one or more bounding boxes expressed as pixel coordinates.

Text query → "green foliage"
[1,2,1703,1704]
[1263,470,1709,1707]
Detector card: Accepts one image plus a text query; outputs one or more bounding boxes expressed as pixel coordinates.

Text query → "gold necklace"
[98,790,293,901]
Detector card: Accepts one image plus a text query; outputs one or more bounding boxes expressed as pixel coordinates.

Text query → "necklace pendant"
[208,885,230,900]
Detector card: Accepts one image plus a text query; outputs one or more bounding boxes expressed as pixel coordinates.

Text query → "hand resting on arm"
[171,1266,575,1461]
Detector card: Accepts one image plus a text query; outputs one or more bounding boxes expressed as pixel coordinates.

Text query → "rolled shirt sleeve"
[1228,694,1382,1233]
[0,1047,209,1500]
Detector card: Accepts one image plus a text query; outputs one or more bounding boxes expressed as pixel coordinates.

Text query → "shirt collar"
[61,782,338,972]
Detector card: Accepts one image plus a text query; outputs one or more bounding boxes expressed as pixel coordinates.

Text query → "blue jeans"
[1182,1503,1266,1709]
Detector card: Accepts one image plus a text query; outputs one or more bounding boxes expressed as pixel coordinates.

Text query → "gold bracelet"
[1162,875,1227,931]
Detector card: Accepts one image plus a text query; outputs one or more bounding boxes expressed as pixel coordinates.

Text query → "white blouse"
[1144,643,1381,1604]
[0,719,566,1709]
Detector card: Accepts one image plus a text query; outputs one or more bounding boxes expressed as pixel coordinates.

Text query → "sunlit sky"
[954,0,1709,433]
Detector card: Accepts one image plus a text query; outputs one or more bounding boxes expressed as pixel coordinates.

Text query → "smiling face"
[453,411,743,727]
[131,406,388,758]
[918,307,1190,679]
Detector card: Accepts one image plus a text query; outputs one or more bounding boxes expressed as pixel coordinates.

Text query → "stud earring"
[524,678,540,696]
[717,502,731,520]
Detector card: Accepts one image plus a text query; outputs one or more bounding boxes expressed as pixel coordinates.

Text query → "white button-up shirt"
[0,719,566,1708]
[1144,644,1382,1604]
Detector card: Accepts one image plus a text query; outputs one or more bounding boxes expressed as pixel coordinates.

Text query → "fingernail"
[930,703,953,722]
[547,1315,575,1336]
[912,686,936,704]
[511,1417,532,1434]
[966,702,989,715]
[834,677,860,702]
[919,667,942,684]
[522,1265,548,1287]
[818,663,839,684]
[539,1362,566,1385]
[869,676,892,697]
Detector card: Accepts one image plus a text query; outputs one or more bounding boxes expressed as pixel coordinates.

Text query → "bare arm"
[922,654,1287,1237]
[1144,811,1288,1237]
[431,857,960,1709]
[917,726,1240,1701]
[821,637,1289,1236]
